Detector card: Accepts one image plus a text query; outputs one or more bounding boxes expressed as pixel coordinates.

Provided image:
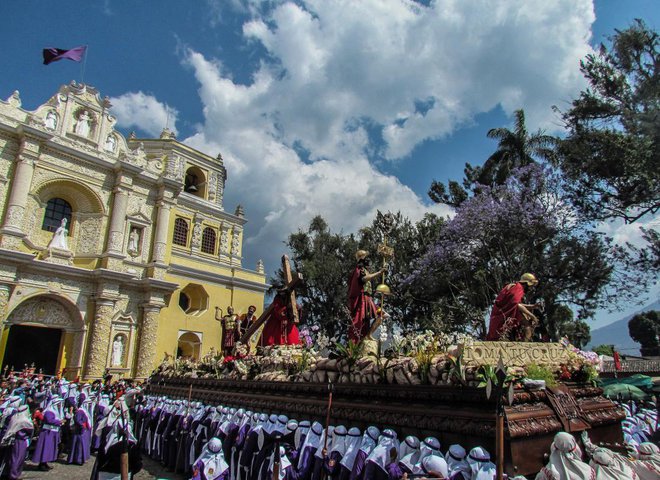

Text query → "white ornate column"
[84,297,115,379]
[105,184,130,255]
[151,199,172,264]
[0,138,38,248]
[134,303,162,379]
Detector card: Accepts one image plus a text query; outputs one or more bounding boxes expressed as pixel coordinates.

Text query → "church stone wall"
[0,83,266,379]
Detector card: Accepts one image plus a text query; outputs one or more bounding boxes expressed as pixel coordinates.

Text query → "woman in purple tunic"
[32,396,63,470]
[67,404,92,464]
[1,405,34,480]
[193,437,230,480]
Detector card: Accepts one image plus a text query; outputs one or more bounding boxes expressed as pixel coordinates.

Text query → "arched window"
[177,331,202,360]
[42,198,72,233]
[173,217,189,246]
[201,227,216,254]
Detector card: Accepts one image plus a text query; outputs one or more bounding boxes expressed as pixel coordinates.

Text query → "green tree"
[357,211,444,330]
[275,212,444,339]
[429,109,556,206]
[592,344,614,356]
[555,20,659,224]
[628,310,660,356]
[270,216,358,338]
[410,164,643,338]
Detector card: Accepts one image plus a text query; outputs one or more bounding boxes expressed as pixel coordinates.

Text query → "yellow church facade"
[0,82,266,380]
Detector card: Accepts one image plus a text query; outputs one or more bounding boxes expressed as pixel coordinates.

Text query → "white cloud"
[599,214,660,249]
[109,91,179,137]
[178,0,598,274]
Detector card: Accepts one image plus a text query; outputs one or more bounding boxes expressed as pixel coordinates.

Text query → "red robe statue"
[348,266,378,343]
[486,282,526,340]
[260,295,300,346]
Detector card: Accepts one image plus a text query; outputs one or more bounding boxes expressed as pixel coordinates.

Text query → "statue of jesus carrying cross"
[239,255,303,347]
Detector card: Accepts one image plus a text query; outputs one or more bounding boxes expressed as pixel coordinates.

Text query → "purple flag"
[42,46,87,65]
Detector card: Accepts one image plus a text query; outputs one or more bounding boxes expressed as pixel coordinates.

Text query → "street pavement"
[19,454,187,480]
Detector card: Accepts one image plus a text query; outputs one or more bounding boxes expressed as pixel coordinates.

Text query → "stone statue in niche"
[111,334,125,367]
[104,134,116,152]
[74,110,91,137]
[48,218,69,250]
[127,227,141,257]
[45,111,57,130]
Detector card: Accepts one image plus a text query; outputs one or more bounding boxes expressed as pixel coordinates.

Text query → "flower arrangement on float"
[152,327,602,389]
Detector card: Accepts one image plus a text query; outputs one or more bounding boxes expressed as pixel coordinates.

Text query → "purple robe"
[349,450,369,480]
[7,428,33,480]
[293,445,320,480]
[192,458,230,480]
[324,451,344,480]
[239,429,261,478]
[385,462,403,480]
[67,408,91,464]
[363,461,389,480]
[31,410,61,464]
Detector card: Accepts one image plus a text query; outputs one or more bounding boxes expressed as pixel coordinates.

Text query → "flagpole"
[80,44,89,85]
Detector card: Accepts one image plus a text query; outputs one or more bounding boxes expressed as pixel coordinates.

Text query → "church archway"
[2,295,82,375]
[177,331,202,360]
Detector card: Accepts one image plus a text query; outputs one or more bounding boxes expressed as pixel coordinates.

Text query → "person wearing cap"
[486,273,541,341]
[348,250,387,343]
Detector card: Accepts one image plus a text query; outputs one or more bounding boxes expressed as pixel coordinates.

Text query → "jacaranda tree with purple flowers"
[407,164,643,339]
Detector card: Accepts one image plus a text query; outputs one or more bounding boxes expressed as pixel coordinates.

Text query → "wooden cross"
[239,255,303,345]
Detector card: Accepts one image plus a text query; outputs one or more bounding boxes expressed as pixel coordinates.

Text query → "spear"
[320,381,334,480]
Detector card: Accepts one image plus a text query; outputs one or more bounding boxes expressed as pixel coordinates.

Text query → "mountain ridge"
[587,299,660,355]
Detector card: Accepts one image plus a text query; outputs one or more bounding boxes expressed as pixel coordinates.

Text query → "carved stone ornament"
[4,205,25,229]
[8,296,75,328]
[207,172,217,201]
[231,231,241,255]
[459,341,572,368]
[191,222,202,248]
[6,91,21,108]
[220,229,229,253]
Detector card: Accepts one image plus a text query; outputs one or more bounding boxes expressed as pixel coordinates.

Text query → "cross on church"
[239,255,303,345]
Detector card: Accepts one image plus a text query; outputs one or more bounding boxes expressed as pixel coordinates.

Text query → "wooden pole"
[320,382,334,480]
[120,403,129,480]
[496,411,504,480]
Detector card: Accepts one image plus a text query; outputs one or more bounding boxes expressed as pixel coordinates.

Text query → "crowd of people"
[134,394,659,480]
[0,369,658,480]
[0,370,143,479]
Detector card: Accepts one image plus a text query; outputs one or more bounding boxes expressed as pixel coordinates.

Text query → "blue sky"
[1,1,658,328]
